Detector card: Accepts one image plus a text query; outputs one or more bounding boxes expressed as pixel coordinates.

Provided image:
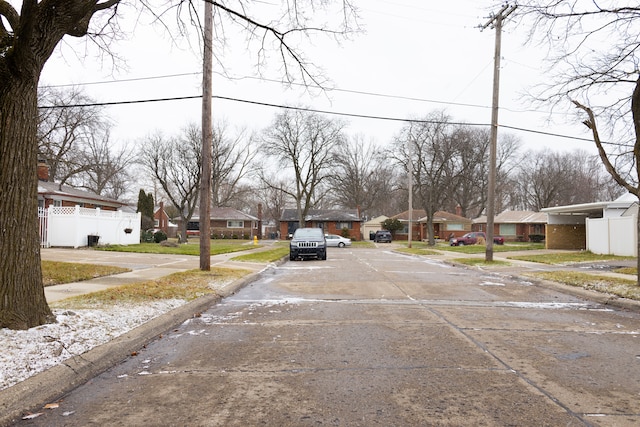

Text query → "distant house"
[362,215,389,241]
[182,207,259,239]
[153,202,178,238]
[280,208,362,240]
[391,209,471,241]
[473,210,547,242]
[37,162,140,248]
[420,210,472,241]
[541,193,638,254]
[389,209,424,241]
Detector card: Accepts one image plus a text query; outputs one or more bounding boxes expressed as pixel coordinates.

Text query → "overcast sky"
[40,0,597,154]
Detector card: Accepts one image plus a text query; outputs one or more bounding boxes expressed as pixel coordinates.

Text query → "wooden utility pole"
[199,0,213,271]
[481,4,516,262]
[407,134,413,248]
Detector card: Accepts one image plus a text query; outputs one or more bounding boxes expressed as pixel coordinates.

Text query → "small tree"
[381,218,403,236]
[137,190,155,231]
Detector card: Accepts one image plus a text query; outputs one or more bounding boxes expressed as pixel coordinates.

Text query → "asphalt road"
[15,245,640,426]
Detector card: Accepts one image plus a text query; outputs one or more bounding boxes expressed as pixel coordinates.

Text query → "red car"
[449,232,504,246]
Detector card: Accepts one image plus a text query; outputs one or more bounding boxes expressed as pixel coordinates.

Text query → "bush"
[528,234,545,243]
[141,229,154,243]
[154,230,168,243]
[340,227,350,238]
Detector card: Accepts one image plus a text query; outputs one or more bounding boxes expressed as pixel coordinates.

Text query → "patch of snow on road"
[0,300,185,391]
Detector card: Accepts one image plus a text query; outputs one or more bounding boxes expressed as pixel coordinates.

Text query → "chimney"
[37,161,49,182]
[455,204,463,217]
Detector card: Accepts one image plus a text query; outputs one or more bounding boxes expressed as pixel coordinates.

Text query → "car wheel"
[458,242,465,246]
[321,252,327,260]
[289,254,296,261]
[338,242,345,248]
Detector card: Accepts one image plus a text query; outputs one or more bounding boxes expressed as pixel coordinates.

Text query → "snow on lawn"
[0,300,186,391]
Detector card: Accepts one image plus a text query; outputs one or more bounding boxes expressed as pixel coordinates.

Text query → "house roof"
[191,207,258,221]
[391,209,426,221]
[473,210,547,224]
[363,215,389,226]
[392,209,470,224]
[540,193,638,216]
[37,181,125,208]
[420,211,471,224]
[280,208,361,222]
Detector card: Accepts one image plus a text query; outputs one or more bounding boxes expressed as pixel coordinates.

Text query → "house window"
[531,224,544,234]
[154,219,160,227]
[446,223,464,231]
[335,222,352,230]
[499,224,516,236]
[227,220,244,228]
[53,200,62,207]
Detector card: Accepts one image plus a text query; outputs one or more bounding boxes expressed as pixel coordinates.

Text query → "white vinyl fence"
[586,215,637,257]
[39,206,141,248]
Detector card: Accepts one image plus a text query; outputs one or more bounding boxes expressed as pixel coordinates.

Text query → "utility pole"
[199,0,213,271]
[407,134,413,248]
[481,4,516,262]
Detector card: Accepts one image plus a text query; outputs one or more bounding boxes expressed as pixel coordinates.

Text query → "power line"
[40,71,550,115]
[38,93,620,146]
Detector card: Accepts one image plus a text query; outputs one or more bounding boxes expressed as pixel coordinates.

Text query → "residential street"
[14,246,640,426]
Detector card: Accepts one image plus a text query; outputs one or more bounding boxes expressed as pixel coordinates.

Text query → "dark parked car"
[449,231,504,246]
[289,228,327,261]
[374,230,392,243]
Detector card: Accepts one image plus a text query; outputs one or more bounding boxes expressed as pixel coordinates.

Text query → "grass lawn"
[42,261,130,287]
[527,271,640,301]
[52,268,251,308]
[437,242,545,254]
[395,241,544,254]
[231,244,290,263]
[508,251,634,265]
[97,239,259,256]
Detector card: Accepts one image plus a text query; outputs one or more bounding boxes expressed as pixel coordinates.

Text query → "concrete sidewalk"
[41,244,276,302]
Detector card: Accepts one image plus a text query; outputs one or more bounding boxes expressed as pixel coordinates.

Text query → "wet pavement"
[8,245,640,426]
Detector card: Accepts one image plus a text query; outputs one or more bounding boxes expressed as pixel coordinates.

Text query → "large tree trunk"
[0,81,55,329]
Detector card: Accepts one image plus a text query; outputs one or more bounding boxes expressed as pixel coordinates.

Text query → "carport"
[541,193,638,253]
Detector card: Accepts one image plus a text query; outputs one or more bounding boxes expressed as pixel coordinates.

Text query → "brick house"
[153,202,177,237]
[472,210,547,242]
[37,162,124,211]
[541,193,637,252]
[279,208,362,240]
[181,207,259,239]
[391,209,471,241]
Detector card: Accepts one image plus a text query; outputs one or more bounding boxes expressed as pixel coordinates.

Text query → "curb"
[0,270,260,427]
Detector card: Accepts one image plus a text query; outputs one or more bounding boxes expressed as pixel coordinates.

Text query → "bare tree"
[515,2,640,280]
[0,1,122,330]
[510,149,623,211]
[37,87,105,185]
[394,112,462,245]
[75,129,134,200]
[261,109,346,227]
[327,134,395,218]
[139,127,201,243]
[0,0,358,329]
[211,122,258,208]
[253,172,292,235]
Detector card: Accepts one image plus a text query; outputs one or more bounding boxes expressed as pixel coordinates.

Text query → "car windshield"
[293,228,323,239]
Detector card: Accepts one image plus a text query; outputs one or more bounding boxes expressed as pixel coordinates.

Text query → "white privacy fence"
[586,215,637,257]
[39,206,141,248]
